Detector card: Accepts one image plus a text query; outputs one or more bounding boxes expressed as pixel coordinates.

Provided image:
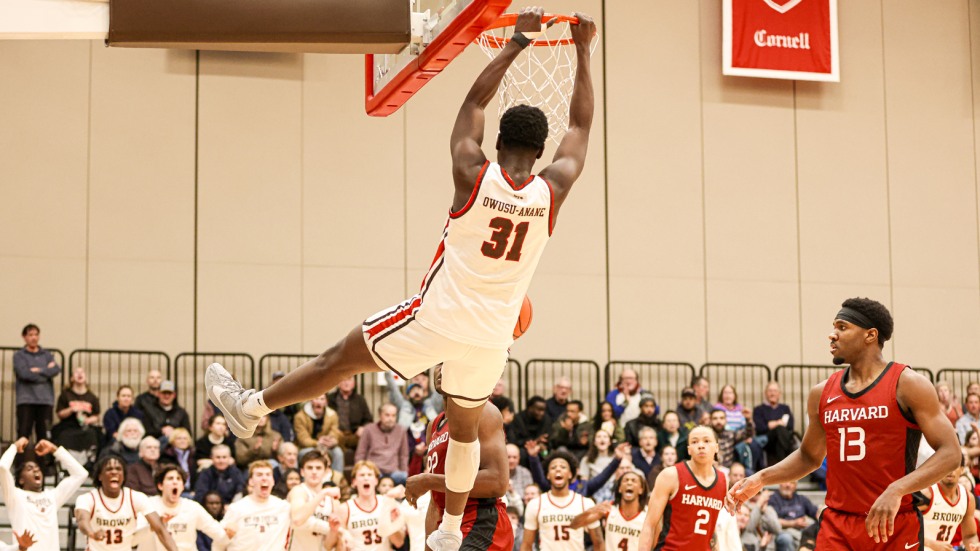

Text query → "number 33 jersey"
[820,362,921,515]
[414,161,554,349]
[524,492,599,551]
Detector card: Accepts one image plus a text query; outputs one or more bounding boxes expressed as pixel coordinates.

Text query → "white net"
[476,18,597,146]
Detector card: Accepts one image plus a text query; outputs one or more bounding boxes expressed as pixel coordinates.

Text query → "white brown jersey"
[604,506,646,551]
[289,485,335,551]
[524,492,599,551]
[346,495,394,551]
[923,483,968,545]
[413,161,554,349]
[75,488,150,551]
[220,495,292,551]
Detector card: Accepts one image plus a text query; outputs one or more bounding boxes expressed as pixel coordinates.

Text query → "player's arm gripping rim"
[637,466,678,550]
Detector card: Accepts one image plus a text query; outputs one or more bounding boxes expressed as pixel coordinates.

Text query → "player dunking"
[206,6,595,551]
[638,426,727,550]
[919,457,979,551]
[728,298,961,549]
[571,471,648,551]
[404,366,513,551]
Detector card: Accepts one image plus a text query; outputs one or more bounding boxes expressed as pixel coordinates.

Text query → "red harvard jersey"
[658,462,727,550]
[426,412,504,514]
[820,362,921,514]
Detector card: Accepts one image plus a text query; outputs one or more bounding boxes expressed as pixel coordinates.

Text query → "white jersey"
[403,492,429,551]
[604,506,646,551]
[524,492,599,551]
[75,487,151,550]
[923,483,969,544]
[289,485,335,551]
[136,496,227,551]
[220,495,292,551]
[0,445,88,551]
[414,161,554,348]
[346,495,395,551]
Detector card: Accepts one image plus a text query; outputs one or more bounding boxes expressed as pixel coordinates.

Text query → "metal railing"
[173,353,254,433]
[935,368,980,398]
[605,361,697,413]
[0,347,66,443]
[67,349,170,412]
[699,363,772,413]
[524,359,601,412]
[774,364,840,432]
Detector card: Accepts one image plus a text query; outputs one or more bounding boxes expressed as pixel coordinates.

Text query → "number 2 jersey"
[524,492,600,551]
[820,362,921,514]
[414,161,554,349]
[656,462,727,551]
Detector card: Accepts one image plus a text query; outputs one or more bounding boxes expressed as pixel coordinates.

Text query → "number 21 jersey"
[820,362,921,514]
[414,161,554,349]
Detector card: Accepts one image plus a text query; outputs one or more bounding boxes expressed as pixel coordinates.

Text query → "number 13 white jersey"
[414,161,554,349]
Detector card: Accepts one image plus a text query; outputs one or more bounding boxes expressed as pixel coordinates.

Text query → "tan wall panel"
[511,274,607,363]
[706,281,799,368]
[893,287,980,369]
[0,258,87,351]
[302,53,405,272]
[608,277,705,364]
[799,284,894,365]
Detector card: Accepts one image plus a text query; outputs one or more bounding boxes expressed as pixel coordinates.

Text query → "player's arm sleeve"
[582,498,601,529]
[53,446,89,507]
[0,444,18,503]
[384,372,406,408]
[582,458,621,496]
[528,454,549,491]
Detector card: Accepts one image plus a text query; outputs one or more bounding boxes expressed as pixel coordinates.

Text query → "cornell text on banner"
[723,0,839,82]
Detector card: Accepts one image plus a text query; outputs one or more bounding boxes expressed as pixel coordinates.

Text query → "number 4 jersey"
[820,362,921,515]
[414,160,554,349]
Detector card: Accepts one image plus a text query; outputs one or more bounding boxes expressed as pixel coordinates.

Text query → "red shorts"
[817,508,923,550]
[461,498,513,551]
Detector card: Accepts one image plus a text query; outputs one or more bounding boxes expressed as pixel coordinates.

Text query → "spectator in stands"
[591,401,625,443]
[162,427,196,491]
[578,429,615,481]
[272,441,299,484]
[384,370,440,476]
[728,462,746,488]
[319,446,350,500]
[675,387,701,431]
[956,393,980,444]
[355,402,410,484]
[142,380,192,440]
[135,368,163,417]
[293,393,344,471]
[549,399,590,457]
[235,415,282,468]
[624,396,660,447]
[492,396,519,444]
[328,376,373,452]
[523,483,540,508]
[752,381,795,468]
[195,414,235,471]
[964,428,980,480]
[51,366,101,467]
[546,376,573,420]
[507,443,534,499]
[630,427,660,477]
[936,381,964,425]
[657,411,688,460]
[605,368,654,425]
[13,323,61,443]
[646,445,676,487]
[691,375,713,417]
[125,436,160,495]
[266,371,296,443]
[769,480,818,551]
[591,455,637,503]
[271,468,300,499]
[195,444,245,506]
[710,408,753,469]
[100,417,145,464]
[103,385,144,445]
[739,488,781,551]
[965,382,980,411]
[513,396,552,447]
[507,506,523,551]
[197,491,226,551]
[714,384,747,432]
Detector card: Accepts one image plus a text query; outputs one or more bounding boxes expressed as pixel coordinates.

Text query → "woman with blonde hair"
[162,427,196,492]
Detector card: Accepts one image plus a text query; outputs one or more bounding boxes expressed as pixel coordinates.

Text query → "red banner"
[723,0,839,82]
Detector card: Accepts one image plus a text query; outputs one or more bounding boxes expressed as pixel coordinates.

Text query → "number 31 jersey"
[820,362,921,515]
[414,161,554,349]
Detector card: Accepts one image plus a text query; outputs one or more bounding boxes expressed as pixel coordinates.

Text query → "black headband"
[836,307,874,329]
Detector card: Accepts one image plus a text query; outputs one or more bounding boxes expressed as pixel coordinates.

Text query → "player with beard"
[334,460,406,551]
[0,438,88,551]
[215,461,291,551]
[919,457,979,550]
[571,471,648,551]
[521,452,604,551]
[728,298,961,549]
[288,450,343,551]
[136,464,228,551]
[404,365,512,551]
[638,426,727,550]
[75,456,177,551]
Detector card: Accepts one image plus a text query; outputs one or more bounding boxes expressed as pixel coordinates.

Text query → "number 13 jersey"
[414,161,554,349]
[820,362,921,515]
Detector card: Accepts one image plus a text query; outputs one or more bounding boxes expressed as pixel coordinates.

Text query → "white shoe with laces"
[426,529,462,551]
[205,362,261,438]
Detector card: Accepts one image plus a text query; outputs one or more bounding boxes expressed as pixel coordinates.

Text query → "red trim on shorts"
[450,161,490,219]
[365,297,422,339]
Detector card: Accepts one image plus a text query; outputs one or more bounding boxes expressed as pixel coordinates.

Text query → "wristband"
[511,32,532,49]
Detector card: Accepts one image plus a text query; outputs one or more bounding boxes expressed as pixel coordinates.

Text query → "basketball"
[514,295,533,339]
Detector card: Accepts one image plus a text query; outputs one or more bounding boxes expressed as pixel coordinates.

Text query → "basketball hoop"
[475,13,597,146]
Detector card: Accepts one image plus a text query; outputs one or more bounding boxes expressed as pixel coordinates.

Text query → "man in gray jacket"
[13,324,61,442]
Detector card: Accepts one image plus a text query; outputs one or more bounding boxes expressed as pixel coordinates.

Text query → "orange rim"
[476,13,580,48]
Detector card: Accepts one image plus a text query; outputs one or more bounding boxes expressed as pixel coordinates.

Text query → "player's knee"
[444,438,480,493]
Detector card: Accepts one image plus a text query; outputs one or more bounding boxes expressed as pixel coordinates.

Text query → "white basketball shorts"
[362,297,507,404]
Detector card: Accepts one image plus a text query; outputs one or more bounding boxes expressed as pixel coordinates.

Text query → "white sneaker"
[205,363,261,438]
[426,529,462,551]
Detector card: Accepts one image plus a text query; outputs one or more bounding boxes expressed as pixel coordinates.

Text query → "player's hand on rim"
[866,487,901,543]
[569,12,596,46]
[514,6,545,37]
